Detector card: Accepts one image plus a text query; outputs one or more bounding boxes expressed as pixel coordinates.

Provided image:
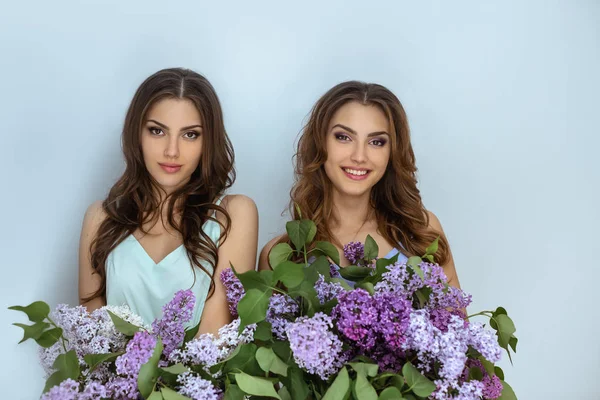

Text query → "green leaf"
[234,269,272,292]
[495,314,516,348]
[273,261,305,289]
[353,373,378,400]
[478,357,495,376]
[301,219,317,245]
[13,321,49,344]
[256,347,289,376]
[272,340,292,364]
[469,366,484,381]
[224,343,263,376]
[161,387,191,400]
[305,255,331,283]
[269,243,294,268]
[378,387,403,400]
[402,362,436,398]
[238,288,272,327]
[494,366,505,380]
[424,237,439,257]
[278,386,293,400]
[498,380,517,400]
[148,391,164,400]
[314,241,340,266]
[233,371,281,399]
[349,362,379,377]
[84,352,122,372]
[161,363,189,374]
[8,301,50,322]
[323,367,350,400]
[254,321,273,342]
[509,335,518,353]
[138,338,163,399]
[355,282,375,295]
[184,320,201,343]
[286,220,312,252]
[282,366,311,400]
[364,235,379,261]
[338,265,373,281]
[288,281,319,317]
[44,350,80,393]
[407,256,424,279]
[223,384,245,400]
[36,327,63,348]
[107,310,141,336]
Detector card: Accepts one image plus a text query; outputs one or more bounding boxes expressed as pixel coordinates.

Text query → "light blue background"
[1,1,598,398]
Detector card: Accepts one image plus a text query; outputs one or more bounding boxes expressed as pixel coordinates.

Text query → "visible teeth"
[343,168,368,176]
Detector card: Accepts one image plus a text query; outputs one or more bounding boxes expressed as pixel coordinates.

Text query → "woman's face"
[141,97,204,193]
[324,101,391,199]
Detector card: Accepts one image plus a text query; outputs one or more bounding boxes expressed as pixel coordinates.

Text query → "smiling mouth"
[341,167,371,180]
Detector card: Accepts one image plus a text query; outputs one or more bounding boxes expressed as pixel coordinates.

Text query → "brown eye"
[183,131,200,139]
[149,127,163,135]
[335,133,351,141]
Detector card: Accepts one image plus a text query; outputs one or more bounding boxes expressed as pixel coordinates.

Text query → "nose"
[350,142,367,164]
[164,135,179,159]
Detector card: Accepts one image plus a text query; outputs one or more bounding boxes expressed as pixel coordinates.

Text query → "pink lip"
[341,167,371,181]
[159,163,182,173]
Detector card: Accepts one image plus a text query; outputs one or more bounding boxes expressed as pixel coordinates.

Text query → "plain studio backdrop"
[1,1,598,398]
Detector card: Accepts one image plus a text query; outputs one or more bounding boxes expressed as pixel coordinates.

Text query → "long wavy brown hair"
[83,68,235,303]
[289,80,450,265]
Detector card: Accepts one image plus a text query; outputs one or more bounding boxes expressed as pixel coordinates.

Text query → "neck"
[330,189,373,230]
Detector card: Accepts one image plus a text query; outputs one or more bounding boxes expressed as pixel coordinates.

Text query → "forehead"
[328,101,390,133]
[145,97,202,124]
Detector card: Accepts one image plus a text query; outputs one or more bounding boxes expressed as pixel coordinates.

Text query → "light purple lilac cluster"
[220,268,244,317]
[177,372,222,400]
[151,289,196,359]
[266,294,300,340]
[343,241,365,265]
[285,312,346,379]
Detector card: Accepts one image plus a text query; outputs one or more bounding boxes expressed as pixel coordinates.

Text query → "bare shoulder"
[258,235,285,270]
[221,194,258,217]
[425,210,444,232]
[82,200,107,233]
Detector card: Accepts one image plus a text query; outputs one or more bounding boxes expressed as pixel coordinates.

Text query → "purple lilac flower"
[41,379,79,400]
[333,289,378,350]
[169,333,220,367]
[79,381,108,400]
[152,289,196,358]
[115,331,156,377]
[286,312,346,379]
[329,263,342,278]
[343,241,364,264]
[462,359,503,399]
[430,309,454,332]
[315,274,346,304]
[106,377,138,400]
[266,294,299,340]
[467,322,502,363]
[177,372,222,400]
[220,268,244,317]
[374,292,411,350]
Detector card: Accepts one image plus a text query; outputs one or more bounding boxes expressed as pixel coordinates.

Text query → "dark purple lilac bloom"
[220,268,244,317]
[333,289,378,350]
[462,359,503,399]
[343,241,364,265]
[151,289,196,358]
[374,292,411,350]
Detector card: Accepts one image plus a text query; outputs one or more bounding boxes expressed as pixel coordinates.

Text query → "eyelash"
[148,127,200,140]
[334,132,387,147]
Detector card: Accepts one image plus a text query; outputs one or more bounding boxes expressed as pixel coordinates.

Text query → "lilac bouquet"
[220,218,518,400]
[10,290,254,399]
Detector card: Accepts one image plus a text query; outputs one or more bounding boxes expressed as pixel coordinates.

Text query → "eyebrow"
[331,123,389,137]
[147,119,203,131]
